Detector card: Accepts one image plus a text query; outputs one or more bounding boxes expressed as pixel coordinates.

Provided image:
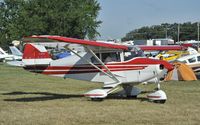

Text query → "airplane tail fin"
[22,43,52,66]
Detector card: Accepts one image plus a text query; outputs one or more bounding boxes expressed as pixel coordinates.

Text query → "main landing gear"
[122,84,141,98]
[84,89,107,101]
[84,80,167,104]
[147,78,167,104]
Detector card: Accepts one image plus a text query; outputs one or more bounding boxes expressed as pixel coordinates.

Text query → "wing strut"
[84,46,120,84]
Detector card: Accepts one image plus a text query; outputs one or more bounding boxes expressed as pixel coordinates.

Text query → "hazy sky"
[1,0,199,40]
[97,0,200,40]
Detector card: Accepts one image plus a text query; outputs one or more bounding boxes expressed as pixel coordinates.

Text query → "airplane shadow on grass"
[2,91,151,102]
[3,91,84,102]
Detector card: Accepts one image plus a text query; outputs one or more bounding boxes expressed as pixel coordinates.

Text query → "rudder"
[23,43,52,66]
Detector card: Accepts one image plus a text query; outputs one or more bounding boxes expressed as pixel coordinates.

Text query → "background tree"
[0,0,102,48]
[122,22,199,42]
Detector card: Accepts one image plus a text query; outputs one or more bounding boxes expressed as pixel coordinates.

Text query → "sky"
[1,0,199,40]
[97,0,200,40]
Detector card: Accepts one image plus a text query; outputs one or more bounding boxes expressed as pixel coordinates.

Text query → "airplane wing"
[138,45,187,51]
[23,35,129,51]
[23,35,188,51]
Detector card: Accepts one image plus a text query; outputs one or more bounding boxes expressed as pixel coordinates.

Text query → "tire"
[154,100,166,104]
[126,95,137,99]
[91,98,104,101]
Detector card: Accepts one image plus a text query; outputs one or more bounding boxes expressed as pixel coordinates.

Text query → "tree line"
[0,0,101,48]
[122,22,200,42]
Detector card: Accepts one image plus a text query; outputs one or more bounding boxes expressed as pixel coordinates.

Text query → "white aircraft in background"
[0,46,22,62]
[22,35,175,103]
[6,46,24,67]
[177,53,200,72]
[0,46,24,66]
[0,47,17,62]
[0,47,12,62]
[9,46,23,58]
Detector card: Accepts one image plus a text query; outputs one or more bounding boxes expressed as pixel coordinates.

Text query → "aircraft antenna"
[198,22,199,47]
[177,24,180,43]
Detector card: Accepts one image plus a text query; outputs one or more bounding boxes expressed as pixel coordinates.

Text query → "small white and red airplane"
[22,35,175,103]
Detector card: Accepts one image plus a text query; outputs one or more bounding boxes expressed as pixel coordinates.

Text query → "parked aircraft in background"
[0,47,13,62]
[144,46,197,62]
[0,46,22,62]
[21,35,175,103]
[9,46,23,58]
[6,46,24,67]
[177,53,200,73]
[156,50,190,62]
[0,46,24,66]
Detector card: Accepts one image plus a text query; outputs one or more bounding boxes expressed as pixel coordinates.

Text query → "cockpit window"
[91,52,120,63]
[197,56,200,62]
[91,53,100,63]
[188,57,196,63]
[102,52,120,63]
[124,46,144,61]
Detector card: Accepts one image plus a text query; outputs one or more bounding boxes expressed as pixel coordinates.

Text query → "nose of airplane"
[158,60,174,72]
[129,58,174,72]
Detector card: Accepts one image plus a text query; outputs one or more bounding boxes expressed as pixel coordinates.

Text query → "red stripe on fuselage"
[84,94,104,97]
[24,58,173,75]
[41,67,146,75]
[24,65,147,75]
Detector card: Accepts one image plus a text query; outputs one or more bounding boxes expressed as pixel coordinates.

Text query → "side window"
[188,57,196,63]
[124,51,139,61]
[91,53,100,63]
[124,52,133,61]
[91,53,120,63]
[102,52,120,63]
[124,48,144,61]
[197,56,200,62]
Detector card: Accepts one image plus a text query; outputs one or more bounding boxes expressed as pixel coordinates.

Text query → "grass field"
[0,63,200,125]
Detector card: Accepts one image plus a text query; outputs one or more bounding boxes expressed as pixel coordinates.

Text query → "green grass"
[0,63,200,125]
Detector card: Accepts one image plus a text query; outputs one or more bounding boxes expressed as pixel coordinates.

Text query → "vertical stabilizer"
[22,43,52,66]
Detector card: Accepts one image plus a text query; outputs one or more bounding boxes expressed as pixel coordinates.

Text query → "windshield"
[124,46,144,61]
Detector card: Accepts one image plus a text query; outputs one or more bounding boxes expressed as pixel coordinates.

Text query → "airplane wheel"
[91,98,104,101]
[127,95,137,99]
[153,100,166,104]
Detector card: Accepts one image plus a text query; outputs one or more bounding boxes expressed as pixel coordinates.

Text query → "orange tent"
[165,62,197,81]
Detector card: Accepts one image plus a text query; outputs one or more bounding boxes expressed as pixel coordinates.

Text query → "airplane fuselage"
[23,52,169,85]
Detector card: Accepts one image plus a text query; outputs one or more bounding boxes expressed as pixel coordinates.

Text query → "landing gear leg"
[154,77,160,90]
[147,77,167,104]
[122,84,141,98]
